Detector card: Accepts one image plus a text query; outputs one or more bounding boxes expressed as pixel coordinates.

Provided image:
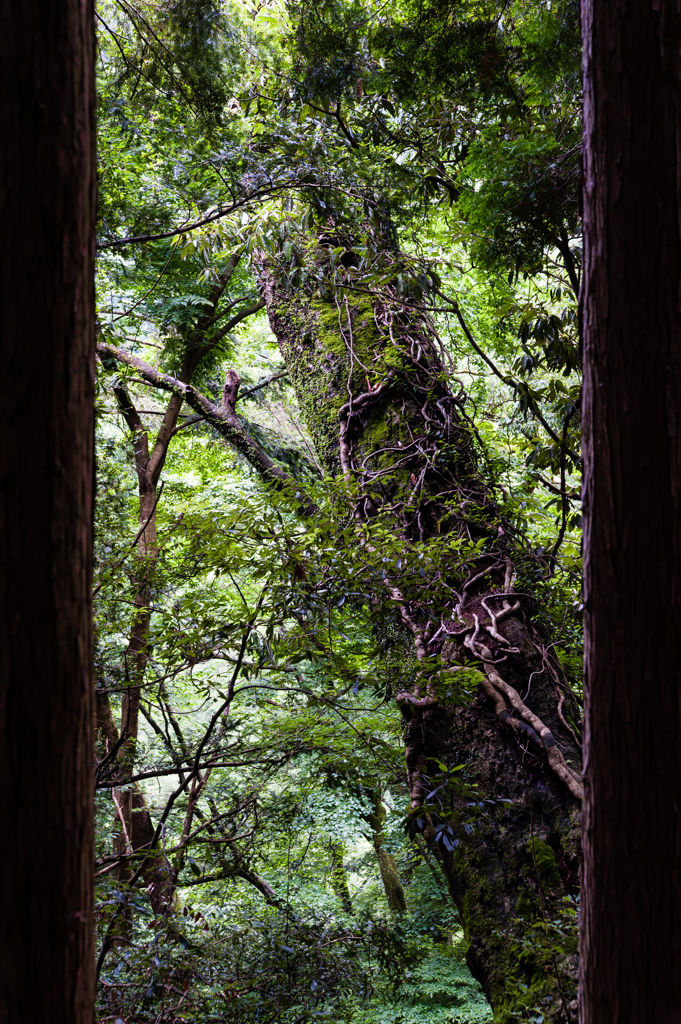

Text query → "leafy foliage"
[93,0,583,1020]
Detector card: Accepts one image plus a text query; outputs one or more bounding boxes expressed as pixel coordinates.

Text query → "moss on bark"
[262,263,581,1022]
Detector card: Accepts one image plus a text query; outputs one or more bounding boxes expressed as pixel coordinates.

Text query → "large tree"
[92,1,587,1017]
[99,256,583,1019]
[0,1,96,1021]
[260,251,583,1020]
[580,2,681,1020]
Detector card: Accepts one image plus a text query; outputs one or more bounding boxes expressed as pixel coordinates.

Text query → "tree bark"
[365,793,407,915]
[262,269,582,1020]
[580,3,681,1020]
[0,1,96,1021]
[329,841,354,914]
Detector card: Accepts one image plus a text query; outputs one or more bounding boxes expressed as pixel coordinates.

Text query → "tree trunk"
[104,381,176,917]
[0,1,96,1021]
[580,3,681,1020]
[365,793,407,915]
[329,841,354,914]
[263,270,582,1020]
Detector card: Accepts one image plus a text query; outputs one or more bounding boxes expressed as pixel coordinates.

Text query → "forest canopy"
[93,1,584,1021]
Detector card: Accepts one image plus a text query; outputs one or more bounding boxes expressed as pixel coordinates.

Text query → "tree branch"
[97,183,377,249]
[438,290,581,464]
[206,298,265,348]
[238,370,288,402]
[98,341,312,502]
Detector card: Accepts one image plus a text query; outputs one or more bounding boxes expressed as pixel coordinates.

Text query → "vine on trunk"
[261,246,582,1020]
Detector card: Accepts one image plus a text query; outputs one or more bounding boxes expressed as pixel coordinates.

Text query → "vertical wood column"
[0,1,96,1020]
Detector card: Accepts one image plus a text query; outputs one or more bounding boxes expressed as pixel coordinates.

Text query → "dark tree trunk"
[262,270,582,1020]
[580,3,681,1020]
[0,1,96,1022]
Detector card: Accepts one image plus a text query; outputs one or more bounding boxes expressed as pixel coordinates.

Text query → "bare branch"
[97,340,305,494]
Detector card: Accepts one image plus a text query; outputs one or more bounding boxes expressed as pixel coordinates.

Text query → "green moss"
[459,840,572,1020]
[272,296,348,468]
[458,843,574,1023]
[462,878,520,1012]
[514,889,542,920]
[530,838,562,891]
[273,292,413,473]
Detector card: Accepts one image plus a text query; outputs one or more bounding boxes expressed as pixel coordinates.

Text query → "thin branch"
[238,370,288,402]
[170,415,203,437]
[92,482,165,599]
[97,183,376,249]
[437,290,581,464]
[107,246,178,322]
[98,341,316,512]
[97,196,270,250]
[123,607,260,892]
[205,298,265,348]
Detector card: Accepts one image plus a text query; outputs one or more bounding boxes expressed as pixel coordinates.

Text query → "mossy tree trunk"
[262,267,582,1022]
[365,792,407,915]
[329,841,354,915]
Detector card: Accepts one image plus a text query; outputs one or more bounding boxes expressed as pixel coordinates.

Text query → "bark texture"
[365,793,407,915]
[0,1,96,1021]
[329,841,355,914]
[580,3,681,1020]
[263,270,582,1020]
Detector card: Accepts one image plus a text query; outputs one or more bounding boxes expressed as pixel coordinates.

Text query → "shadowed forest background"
[93,2,584,1020]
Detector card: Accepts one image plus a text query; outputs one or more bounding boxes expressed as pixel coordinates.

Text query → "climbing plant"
[93,1,584,1021]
